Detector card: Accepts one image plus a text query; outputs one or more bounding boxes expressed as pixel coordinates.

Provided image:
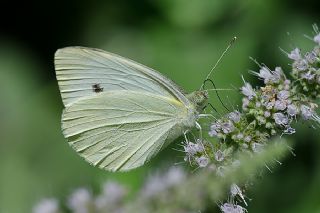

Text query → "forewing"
[55,47,188,107]
[62,91,187,171]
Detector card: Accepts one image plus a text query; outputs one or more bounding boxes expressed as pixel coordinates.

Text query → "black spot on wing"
[92,83,104,93]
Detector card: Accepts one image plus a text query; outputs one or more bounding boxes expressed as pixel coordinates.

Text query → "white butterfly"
[55,47,208,171]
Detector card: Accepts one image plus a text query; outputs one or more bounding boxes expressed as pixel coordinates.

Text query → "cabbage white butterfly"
[54,43,233,171]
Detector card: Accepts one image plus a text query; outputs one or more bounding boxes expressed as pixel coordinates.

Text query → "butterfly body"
[55,46,208,171]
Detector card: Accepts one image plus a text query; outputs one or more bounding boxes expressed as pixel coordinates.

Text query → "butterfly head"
[187,90,209,112]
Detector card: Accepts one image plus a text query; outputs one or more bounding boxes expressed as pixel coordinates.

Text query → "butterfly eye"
[202,91,209,99]
[92,84,104,93]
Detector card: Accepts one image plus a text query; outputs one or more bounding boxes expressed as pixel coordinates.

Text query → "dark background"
[1,0,320,212]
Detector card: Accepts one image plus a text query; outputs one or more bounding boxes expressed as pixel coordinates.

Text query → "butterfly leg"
[183,130,190,143]
[195,122,205,154]
[198,113,218,121]
[195,122,203,141]
[183,130,194,165]
[195,122,210,157]
[198,114,214,118]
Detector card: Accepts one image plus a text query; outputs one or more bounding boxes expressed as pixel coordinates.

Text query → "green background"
[1,0,320,212]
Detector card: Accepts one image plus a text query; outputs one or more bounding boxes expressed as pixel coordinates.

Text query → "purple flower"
[314,46,320,55]
[215,150,224,162]
[33,198,60,213]
[209,130,218,137]
[283,126,296,135]
[305,51,317,64]
[272,67,282,82]
[301,71,315,81]
[141,167,185,198]
[277,90,290,100]
[242,97,250,109]
[221,121,235,134]
[284,79,291,85]
[244,136,251,142]
[236,133,244,140]
[266,101,274,110]
[141,176,167,199]
[230,184,247,205]
[196,156,209,168]
[220,203,246,213]
[274,100,287,111]
[209,123,221,136]
[67,188,92,213]
[314,33,320,44]
[264,111,271,118]
[165,167,186,186]
[288,48,301,60]
[287,104,299,116]
[184,142,199,156]
[230,184,242,197]
[295,59,308,71]
[301,105,313,120]
[241,83,256,100]
[273,112,289,125]
[95,181,127,210]
[261,94,270,102]
[258,67,273,83]
[284,79,291,90]
[255,66,282,84]
[228,110,241,123]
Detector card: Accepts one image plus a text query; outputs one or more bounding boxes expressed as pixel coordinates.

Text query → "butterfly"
[54,46,210,171]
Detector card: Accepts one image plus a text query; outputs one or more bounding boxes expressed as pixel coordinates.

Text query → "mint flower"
[313,33,320,45]
[241,82,256,99]
[215,150,225,162]
[228,111,241,123]
[278,90,290,100]
[274,100,287,111]
[196,156,210,167]
[314,33,320,44]
[33,198,60,213]
[184,141,203,156]
[220,203,247,213]
[141,167,186,198]
[67,188,92,213]
[300,105,314,120]
[288,48,301,60]
[273,112,289,125]
[287,104,299,116]
[181,26,320,213]
[305,51,317,63]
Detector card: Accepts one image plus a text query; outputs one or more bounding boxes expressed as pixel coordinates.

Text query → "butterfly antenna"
[200,36,237,90]
[203,102,218,113]
[203,79,230,112]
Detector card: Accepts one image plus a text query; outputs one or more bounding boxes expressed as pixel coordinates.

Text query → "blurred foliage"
[0,0,320,212]
[125,140,290,213]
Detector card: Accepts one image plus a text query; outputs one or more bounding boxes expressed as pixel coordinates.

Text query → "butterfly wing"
[55,46,189,107]
[62,90,192,171]
[55,46,198,171]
